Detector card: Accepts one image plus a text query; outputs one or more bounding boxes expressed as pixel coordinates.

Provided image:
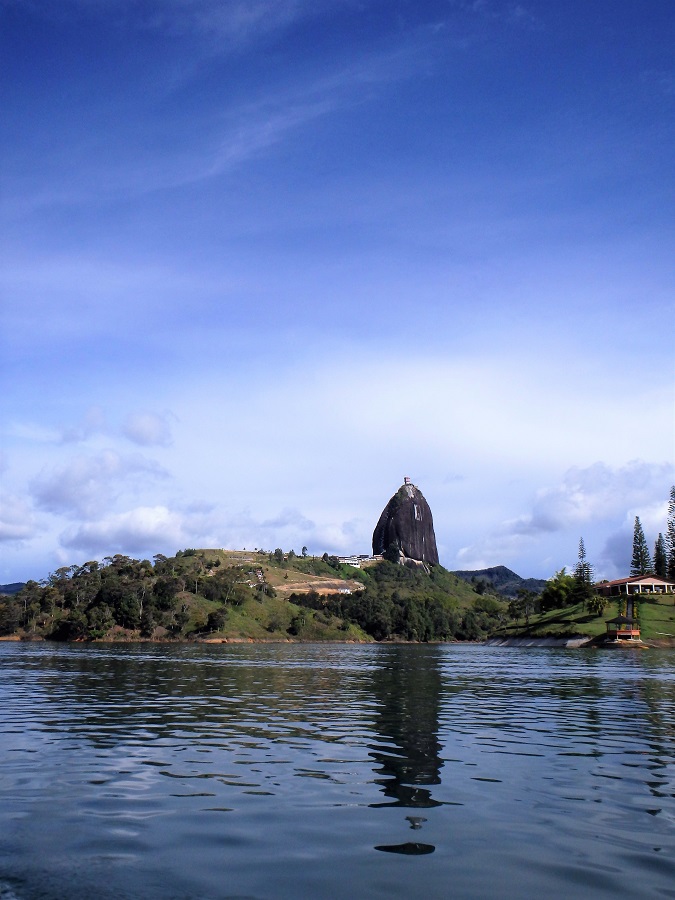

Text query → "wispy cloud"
[598,498,672,574]
[6,407,174,449]
[0,0,321,40]
[138,0,322,44]
[212,506,366,557]
[61,406,108,444]
[123,411,174,447]
[455,531,535,573]
[1,8,447,211]
[31,451,170,519]
[449,0,540,30]
[60,503,215,555]
[0,493,38,544]
[455,461,674,575]
[506,461,674,536]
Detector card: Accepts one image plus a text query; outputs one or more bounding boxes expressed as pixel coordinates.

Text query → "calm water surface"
[1,643,674,899]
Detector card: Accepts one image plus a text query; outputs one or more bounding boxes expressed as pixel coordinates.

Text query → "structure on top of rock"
[372,477,439,566]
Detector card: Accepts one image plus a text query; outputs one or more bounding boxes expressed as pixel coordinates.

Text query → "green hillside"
[0,548,499,643]
[493,593,675,646]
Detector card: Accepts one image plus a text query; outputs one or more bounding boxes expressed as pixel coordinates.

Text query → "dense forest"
[289,563,504,641]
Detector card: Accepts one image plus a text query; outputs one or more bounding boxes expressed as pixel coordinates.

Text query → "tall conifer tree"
[573,536,595,606]
[666,486,675,581]
[654,533,667,578]
[630,516,653,576]
[573,537,594,585]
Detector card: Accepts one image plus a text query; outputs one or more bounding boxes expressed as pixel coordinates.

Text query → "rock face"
[372,480,439,566]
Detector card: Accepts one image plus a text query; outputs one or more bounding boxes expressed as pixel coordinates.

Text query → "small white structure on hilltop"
[337,554,381,568]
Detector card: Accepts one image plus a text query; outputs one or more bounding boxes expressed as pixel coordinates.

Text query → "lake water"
[1,643,674,899]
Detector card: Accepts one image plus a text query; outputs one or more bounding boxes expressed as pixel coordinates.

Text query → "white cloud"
[452,461,674,577]
[0,493,38,543]
[455,532,531,572]
[211,506,359,557]
[60,505,204,556]
[60,406,107,443]
[598,529,632,573]
[505,461,674,535]
[598,498,671,574]
[123,411,173,447]
[31,450,169,519]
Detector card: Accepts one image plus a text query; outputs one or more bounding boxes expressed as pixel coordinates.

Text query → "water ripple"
[1,642,674,899]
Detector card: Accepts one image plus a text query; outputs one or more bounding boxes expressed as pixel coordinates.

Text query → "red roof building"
[596,575,675,597]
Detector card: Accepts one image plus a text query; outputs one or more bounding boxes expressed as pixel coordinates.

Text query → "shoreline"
[3,633,674,648]
[484,636,593,648]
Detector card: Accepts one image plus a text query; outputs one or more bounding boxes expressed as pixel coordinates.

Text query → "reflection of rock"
[369,647,444,809]
[372,479,439,566]
[375,842,435,855]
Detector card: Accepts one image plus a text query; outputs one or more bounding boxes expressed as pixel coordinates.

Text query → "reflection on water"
[369,647,443,853]
[374,841,435,855]
[369,646,443,812]
[0,642,674,899]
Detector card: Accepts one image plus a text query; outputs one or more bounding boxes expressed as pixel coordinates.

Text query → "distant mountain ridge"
[451,566,547,599]
[0,583,26,596]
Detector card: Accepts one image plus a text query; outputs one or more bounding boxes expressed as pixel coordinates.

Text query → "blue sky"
[1,0,673,584]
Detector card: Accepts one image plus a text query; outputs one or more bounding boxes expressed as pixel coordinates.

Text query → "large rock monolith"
[372,479,439,566]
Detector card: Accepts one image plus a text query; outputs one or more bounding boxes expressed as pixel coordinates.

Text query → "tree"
[630,516,653,575]
[539,568,576,611]
[518,589,538,625]
[572,537,595,606]
[139,608,156,638]
[573,537,594,585]
[508,589,538,626]
[383,542,401,564]
[153,576,180,609]
[0,599,22,635]
[206,608,228,632]
[654,533,667,578]
[667,486,675,581]
[301,546,308,558]
[586,594,608,617]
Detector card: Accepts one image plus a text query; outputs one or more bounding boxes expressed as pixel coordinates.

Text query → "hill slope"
[491,594,675,647]
[0,583,26,596]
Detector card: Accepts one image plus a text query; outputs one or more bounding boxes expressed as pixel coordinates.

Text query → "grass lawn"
[497,594,675,644]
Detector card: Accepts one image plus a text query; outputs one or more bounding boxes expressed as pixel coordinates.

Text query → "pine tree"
[573,537,594,584]
[630,516,653,576]
[666,486,675,581]
[654,533,667,578]
[572,537,595,606]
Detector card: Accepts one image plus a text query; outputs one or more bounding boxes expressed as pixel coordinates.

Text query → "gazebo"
[605,615,641,642]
